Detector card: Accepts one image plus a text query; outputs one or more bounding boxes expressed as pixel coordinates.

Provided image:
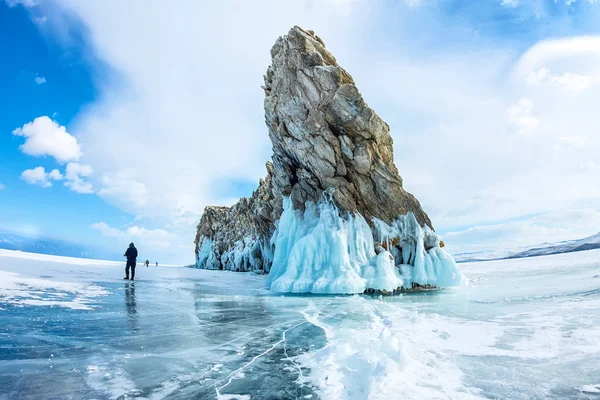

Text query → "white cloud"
[90,222,173,248]
[28,2,600,262]
[507,98,538,135]
[48,169,64,180]
[97,172,149,212]
[65,162,93,179]
[64,162,94,194]
[559,135,589,148]
[34,75,46,85]
[552,135,590,159]
[5,0,38,7]
[88,222,120,237]
[21,166,63,188]
[20,163,93,194]
[324,0,365,14]
[514,36,600,85]
[527,67,600,91]
[403,0,424,7]
[501,0,519,8]
[578,160,598,171]
[41,0,370,261]
[13,116,82,163]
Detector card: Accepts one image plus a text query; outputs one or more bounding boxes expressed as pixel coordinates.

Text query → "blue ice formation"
[266,197,465,294]
[197,235,268,272]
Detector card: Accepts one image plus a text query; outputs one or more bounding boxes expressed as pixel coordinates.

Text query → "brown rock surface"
[195,26,434,272]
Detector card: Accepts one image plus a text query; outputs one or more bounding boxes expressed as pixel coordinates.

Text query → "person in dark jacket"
[124,243,138,280]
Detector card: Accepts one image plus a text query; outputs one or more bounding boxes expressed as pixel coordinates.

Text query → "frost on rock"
[194,26,465,293]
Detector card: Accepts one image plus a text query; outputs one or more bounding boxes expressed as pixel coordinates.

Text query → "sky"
[1,0,599,263]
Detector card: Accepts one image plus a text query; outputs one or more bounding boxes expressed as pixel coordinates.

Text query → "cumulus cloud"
[507,98,538,135]
[40,0,371,261]
[500,0,519,8]
[64,162,94,194]
[514,36,600,84]
[21,166,63,188]
[12,116,82,163]
[20,163,93,193]
[527,67,600,91]
[403,0,424,8]
[48,169,64,180]
[34,75,46,85]
[97,172,149,213]
[4,0,38,7]
[90,222,174,249]
[27,1,600,262]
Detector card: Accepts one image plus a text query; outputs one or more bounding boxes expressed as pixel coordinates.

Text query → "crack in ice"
[214,320,307,399]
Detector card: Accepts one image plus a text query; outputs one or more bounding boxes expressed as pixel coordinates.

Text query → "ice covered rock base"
[197,195,464,294]
[267,197,464,294]
[194,26,465,294]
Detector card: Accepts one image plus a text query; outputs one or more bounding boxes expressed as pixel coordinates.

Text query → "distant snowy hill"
[507,232,600,259]
[453,232,600,262]
[0,232,118,261]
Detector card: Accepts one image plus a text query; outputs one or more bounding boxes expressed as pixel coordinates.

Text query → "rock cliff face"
[194,27,455,291]
[263,27,431,229]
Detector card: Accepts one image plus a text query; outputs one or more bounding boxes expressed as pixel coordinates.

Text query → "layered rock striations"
[194,26,463,292]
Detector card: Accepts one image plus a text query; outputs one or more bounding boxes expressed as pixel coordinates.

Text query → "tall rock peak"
[263,26,431,227]
[194,26,462,293]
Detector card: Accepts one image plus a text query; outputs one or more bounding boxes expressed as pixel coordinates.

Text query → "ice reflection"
[124,282,138,332]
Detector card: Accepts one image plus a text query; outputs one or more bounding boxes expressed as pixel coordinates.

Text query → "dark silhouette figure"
[124,242,138,280]
[145,259,149,268]
[155,262,158,267]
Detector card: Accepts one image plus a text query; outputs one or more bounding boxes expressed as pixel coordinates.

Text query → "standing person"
[145,259,149,268]
[124,243,138,281]
[156,262,158,267]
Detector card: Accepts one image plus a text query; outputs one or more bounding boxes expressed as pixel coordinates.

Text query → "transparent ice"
[1,248,600,399]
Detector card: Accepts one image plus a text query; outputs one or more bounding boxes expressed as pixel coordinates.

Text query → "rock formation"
[194,26,462,292]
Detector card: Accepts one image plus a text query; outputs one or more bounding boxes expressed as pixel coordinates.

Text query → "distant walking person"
[145,259,149,268]
[156,262,158,267]
[124,243,138,281]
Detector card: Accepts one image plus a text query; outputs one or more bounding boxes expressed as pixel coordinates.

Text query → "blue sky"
[0,4,130,247]
[1,0,600,262]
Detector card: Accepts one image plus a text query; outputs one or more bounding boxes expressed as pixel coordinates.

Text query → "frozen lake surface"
[1,248,600,399]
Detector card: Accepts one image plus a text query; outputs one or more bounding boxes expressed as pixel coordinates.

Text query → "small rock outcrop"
[194,26,448,285]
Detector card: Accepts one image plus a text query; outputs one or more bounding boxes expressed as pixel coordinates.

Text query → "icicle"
[266,196,465,294]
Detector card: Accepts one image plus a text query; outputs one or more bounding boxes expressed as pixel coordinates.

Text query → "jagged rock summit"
[194,26,463,293]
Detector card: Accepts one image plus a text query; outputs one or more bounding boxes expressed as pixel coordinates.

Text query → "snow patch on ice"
[295,298,482,400]
[216,395,251,400]
[84,359,140,399]
[0,269,109,310]
[580,383,600,394]
[266,196,464,294]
